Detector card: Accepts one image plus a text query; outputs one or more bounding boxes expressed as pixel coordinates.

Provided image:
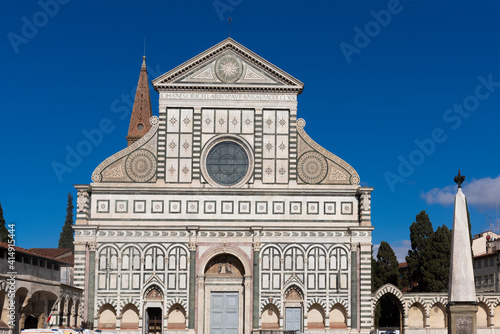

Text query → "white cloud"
[421,174,500,211]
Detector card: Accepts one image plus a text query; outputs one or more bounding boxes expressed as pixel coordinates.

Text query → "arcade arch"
[429,303,446,328]
[373,284,404,331]
[477,302,489,327]
[408,303,425,328]
[97,303,116,330]
[121,303,139,330]
[167,304,186,330]
[261,304,280,329]
[329,303,348,329]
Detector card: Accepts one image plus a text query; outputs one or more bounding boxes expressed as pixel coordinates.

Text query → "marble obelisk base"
[447,303,478,334]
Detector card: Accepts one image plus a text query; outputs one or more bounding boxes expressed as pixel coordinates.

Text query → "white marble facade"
[74,38,373,334]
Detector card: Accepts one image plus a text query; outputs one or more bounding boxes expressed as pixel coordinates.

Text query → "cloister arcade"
[0,282,82,332]
[373,284,500,334]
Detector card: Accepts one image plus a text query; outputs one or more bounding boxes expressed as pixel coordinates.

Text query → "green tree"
[0,202,8,243]
[375,241,401,290]
[58,193,74,251]
[406,210,434,291]
[424,225,452,292]
[371,245,382,292]
[406,211,452,292]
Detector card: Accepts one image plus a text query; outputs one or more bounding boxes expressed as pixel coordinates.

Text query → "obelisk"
[447,170,477,334]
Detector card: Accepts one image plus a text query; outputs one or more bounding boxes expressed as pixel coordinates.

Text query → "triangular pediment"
[144,274,165,288]
[152,38,304,93]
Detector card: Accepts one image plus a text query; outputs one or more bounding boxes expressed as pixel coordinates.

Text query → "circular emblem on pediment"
[215,53,243,83]
[91,172,102,183]
[125,149,157,182]
[150,115,159,126]
[296,118,306,129]
[298,151,328,184]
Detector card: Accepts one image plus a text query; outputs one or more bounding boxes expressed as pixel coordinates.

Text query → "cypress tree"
[58,193,74,251]
[375,241,401,290]
[423,225,451,292]
[406,210,434,291]
[406,211,452,292]
[371,245,383,292]
[0,202,8,243]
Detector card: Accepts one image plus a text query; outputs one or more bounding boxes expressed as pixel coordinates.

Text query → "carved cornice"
[157,85,301,93]
[152,38,304,93]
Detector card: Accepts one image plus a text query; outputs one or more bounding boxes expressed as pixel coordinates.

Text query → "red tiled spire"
[126,56,153,146]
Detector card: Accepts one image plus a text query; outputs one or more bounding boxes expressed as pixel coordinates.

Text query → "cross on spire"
[228,17,232,37]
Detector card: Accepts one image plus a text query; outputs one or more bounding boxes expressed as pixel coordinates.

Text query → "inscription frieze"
[160,92,296,101]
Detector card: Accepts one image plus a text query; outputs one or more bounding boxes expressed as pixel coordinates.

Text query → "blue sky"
[1,0,499,260]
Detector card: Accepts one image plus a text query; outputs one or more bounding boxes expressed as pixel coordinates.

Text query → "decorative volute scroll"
[91,116,159,183]
[296,118,360,185]
[152,38,304,93]
[360,191,371,212]
[76,189,89,213]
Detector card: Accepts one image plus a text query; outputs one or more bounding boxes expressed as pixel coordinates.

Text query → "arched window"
[167,246,189,290]
[306,247,327,290]
[144,247,166,282]
[120,247,141,290]
[329,247,349,291]
[284,246,304,272]
[98,247,118,290]
[261,246,282,290]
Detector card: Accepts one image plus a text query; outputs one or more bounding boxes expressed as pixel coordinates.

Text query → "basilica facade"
[74,38,373,334]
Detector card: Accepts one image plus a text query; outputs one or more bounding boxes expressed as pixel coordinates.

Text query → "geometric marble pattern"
[93,198,355,217]
[341,202,353,215]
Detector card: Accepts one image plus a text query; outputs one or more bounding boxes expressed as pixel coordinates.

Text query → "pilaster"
[88,242,97,326]
[252,229,261,329]
[358,187,373,227]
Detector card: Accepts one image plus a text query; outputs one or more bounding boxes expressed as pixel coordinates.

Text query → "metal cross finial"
[228,17,232,37]
[454,169,465,188]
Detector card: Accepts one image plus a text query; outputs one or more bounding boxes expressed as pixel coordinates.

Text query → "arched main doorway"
[198,252,251,334]
[284,285,303,332]
[144,285,163,334]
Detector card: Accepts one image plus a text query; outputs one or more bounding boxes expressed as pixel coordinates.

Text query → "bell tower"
[126,56,153,146]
